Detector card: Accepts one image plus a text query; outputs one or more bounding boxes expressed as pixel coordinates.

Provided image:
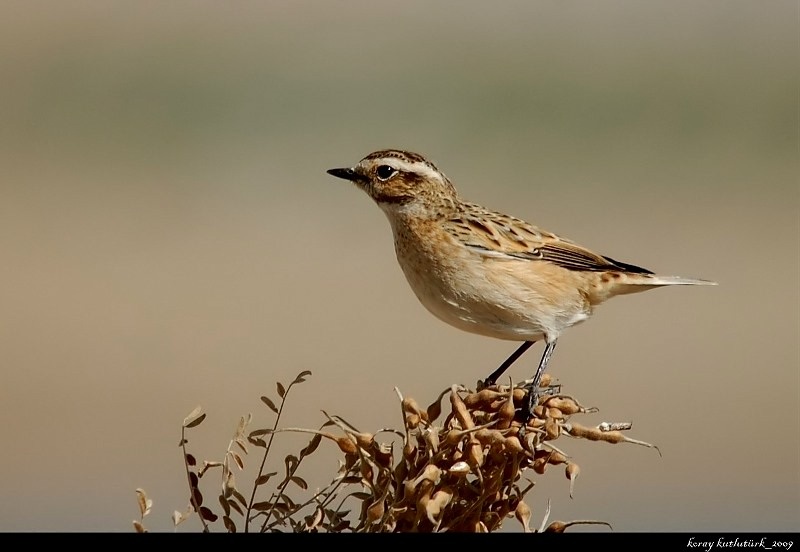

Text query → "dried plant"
[134,370,658,532]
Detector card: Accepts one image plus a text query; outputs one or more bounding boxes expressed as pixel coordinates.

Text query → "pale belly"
[395,246,590,342]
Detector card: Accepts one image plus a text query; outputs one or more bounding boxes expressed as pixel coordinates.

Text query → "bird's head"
[327,149,459,217]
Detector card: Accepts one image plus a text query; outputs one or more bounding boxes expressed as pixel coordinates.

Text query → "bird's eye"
[375,165,397,181]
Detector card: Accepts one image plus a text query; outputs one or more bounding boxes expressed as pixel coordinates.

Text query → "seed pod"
[514,500,532,533]
[360,461,373,483]
[402,396,423,416]
[425,488,453,524]
[351,431,374,450]
[503,436,524,454]
[565,423,625,443]
[467,436,485,468]
[450,386,475,430]
[527,417,545,430]
[405,413,421,430]
[546,407,565,420]
[496,390,516,430]
[475,428,505,448]
[546,519,612,532]
[566,462,580,498]
[545,520,567,533]
[544,397,582,415]
[463,389,503,408]
[444,428,463,446]
[544,418,560,441]
[523,429,539,453]
[546,450,568,465]
[335,434,358,455]
[366,497,385,524]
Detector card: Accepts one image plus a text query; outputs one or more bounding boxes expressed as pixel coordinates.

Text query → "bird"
[327,149,716,416]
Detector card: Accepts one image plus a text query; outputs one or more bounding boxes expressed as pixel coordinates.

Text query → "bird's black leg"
[480,340,536,389]
[524,340,558,417]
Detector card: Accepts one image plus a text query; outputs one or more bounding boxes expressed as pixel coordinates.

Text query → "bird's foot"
[520,380,559,421]
[524,384,541,422]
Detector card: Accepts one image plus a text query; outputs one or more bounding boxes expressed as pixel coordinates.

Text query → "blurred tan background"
[0,0,796,532]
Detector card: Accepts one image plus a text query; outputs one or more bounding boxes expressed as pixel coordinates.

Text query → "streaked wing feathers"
[445,205,653,274]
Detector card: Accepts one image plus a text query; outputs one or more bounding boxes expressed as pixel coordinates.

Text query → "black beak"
[327,167,361,182]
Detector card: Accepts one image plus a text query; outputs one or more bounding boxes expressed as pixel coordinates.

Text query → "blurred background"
[0,0,796,532]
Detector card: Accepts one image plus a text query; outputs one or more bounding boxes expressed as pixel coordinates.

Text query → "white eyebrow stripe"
[386,159,445,183]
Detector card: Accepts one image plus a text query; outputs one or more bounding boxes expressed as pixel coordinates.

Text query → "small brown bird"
[328,149,716,414]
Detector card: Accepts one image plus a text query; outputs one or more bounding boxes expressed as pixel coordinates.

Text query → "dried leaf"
[223,515,236,533]
[326,508,351,531]
[260,396,278,413]
[223,470,236,498]
[185,454,196,467]
[332,519,351,532]
[218,495,230,517]
[172,510,186,526]
[228,499,244,516]
[199,506,218,522]
[235,437,248,454]
[191,486,203,508]
[185,413,207,429]
[305,506,324,530]
[276,382,286,398]
[236,415,250,435]
[284,454,299,476]
[292,370,312,384]
[132,520,146,533]
[252,501,272,511]
[182,406,202,427]
[290,476,308,490]
[248,437,267,448]
[229,451,245,470]
[232,489,248,508]
[255,472,277,486]
[135,488,152,518]
[300,434,322,458]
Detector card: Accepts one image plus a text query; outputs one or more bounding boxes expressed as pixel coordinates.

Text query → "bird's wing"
[445,204,653,274]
